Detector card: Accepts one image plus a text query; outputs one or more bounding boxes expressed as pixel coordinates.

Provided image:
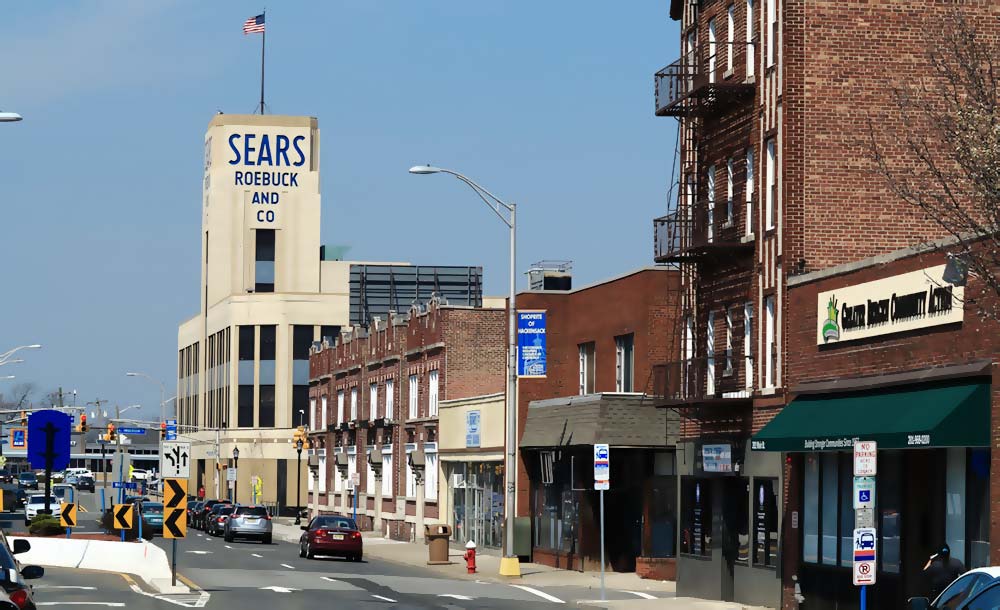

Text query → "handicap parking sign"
[853,476,875,509]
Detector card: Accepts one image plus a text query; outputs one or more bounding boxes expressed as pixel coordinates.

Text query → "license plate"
[332,534,344,540]
[246,518,258,523]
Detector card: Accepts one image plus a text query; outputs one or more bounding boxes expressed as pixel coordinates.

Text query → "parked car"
[298,515,363,561]
[195,499,231,530]
[908,567,1000,609]
[187,501,204,525]
[63,475,79,486]
[918,579,1000,610]
[15,475,36,491]
[0,532,45,610]
[23,496,55,525]
[139,502,164,538]
[0,471,14,485]
[224,505,272,544]
[64,468,93,479]
[206,504,235,536]
[130,469,149,482]
[49,485,74,506]
[74,475,95,493]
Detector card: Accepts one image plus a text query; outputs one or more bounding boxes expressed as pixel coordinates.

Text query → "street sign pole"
[599,488,605,601]
[593,443,610,602]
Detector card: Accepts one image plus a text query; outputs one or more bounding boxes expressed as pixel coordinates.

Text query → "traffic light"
[160,422,167,440]
[105,423,116,442]
[79,414,88,434]
[292,425,309,450]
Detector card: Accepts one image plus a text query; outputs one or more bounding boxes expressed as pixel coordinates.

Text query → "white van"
[64,468,93,479]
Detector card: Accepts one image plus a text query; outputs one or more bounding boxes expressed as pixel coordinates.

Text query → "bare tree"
[0,383,37,410]
[869,12,1000,319]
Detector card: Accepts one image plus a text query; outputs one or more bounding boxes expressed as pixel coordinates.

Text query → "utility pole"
[87,399,109,494]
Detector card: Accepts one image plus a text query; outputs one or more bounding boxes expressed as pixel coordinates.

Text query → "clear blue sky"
[0,1,679,420]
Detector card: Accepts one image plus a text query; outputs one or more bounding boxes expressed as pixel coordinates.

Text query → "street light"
[409,164,521,576]
[0,112,22,122]
[0,344,41,365]
[0,376,13,381]
[232,447,240,503]
[126,372,168,427]
[295,438,304,525]
[0,360,23,367]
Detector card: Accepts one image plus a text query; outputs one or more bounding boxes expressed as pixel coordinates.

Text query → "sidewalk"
[271,518,673,595]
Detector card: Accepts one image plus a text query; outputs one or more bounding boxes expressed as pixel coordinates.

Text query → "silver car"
[223,505,272,544]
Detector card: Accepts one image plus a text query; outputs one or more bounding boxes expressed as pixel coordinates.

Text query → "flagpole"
[259,10,266,114]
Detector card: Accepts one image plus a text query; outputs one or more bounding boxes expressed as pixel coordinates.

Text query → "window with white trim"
[744,302,754,390]
[765,138,776,230]
[578,342,595,395]
[425,442,438,503]
[366,448,375,493]
[727,4,735,73]
[334,454,342,492]
[381,445,393,496]
[408,374,418,419]
[707,164,716,242]
[747,0,755,78]
[726,158,735,226]
[708,18,717,84]
[766,0,776,67]
[321,396,328,429]
[350,387,358,420]
[309,398,316,430]
[308,453,315,492]
[318,453,327,493]
[337,390,345,424]
[765,295,775,388]
[725,306,735,374]
[369,382,378,420]
[347,447,357,491]
[615,334,634,392]
[429,370,439,417]
[707,311,716,395]
[405,443,417,498]
[746,148,755,236]
[385,379,394,420]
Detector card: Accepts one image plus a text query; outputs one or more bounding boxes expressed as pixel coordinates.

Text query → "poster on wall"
[702,443,733,473]
[517,310,547,377]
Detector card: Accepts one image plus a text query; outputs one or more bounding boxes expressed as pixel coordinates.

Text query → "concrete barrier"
[9,536,188,594]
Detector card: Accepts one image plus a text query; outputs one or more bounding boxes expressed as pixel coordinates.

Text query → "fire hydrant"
[463,540,477,574]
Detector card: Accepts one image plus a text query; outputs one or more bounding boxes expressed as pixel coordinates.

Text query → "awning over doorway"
[752,380,990,451]
[519,393,678,449]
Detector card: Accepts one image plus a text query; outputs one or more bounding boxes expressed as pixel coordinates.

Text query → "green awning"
[752,380,990,452]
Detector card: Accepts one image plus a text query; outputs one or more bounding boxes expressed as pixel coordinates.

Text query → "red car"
[299,516,363,561]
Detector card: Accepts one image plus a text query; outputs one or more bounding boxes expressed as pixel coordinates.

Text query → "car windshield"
[19,474,35,480]
[235,507,268,517]
[28,496,52,504]
[314,517,357,530]
[217,506,235,516]
[143,503,164,514]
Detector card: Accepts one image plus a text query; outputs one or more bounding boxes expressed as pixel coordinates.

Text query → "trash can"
[425,524,453,565]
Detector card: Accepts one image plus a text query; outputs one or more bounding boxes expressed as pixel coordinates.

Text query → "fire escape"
[650,31,757,419]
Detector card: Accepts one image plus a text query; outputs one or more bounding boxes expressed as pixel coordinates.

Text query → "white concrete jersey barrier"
[9,537,188,594]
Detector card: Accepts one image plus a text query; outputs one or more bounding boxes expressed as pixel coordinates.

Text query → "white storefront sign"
[817,265,963,345]
[854,441,877,476]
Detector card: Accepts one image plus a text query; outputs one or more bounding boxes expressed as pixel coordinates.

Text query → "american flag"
[243,13,265,34]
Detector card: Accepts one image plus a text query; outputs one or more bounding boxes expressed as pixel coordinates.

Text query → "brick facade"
[308,300,505,541]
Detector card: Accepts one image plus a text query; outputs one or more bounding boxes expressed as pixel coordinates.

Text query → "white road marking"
[371,595,397,603]
[280,563,296,570]
[623,591,657,600]
[185,551,211,555]
[35,602,125,608]
[320,576,340,582]
[251,553,263,558]
[510,585,565,604]
[224,545,232,549]
[127,581,211,608]
[259,586,297,593]
[439,594,473,600]
[34,586,97,590]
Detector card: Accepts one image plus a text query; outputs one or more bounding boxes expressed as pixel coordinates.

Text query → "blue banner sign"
[27,410,71,471]
[118,427,146,435]
[112,481,138,490]
[166,419,177,441]
[517,310,547,377]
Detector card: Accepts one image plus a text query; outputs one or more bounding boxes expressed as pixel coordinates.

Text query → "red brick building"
[653,0,1000,607]
[515,267,681,579]
[308,298,505,541]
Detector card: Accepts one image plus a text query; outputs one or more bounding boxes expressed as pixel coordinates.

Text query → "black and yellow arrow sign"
[164,505,187,539]
[60,503,77,528]
[164,478,187,509]
[112,504,133,529]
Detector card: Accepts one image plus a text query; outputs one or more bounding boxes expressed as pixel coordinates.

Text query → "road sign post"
[60,502,77,538]
[853,441,877,608]
[593,443,610,602]
[112,504,134,530]
[164,478,187,587]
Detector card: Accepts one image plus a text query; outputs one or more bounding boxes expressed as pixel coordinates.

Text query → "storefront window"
[649,476,677,558]
[967,449,990,568]
[803,455,819,563]
[753,478,778,567]
[821,453,838,565]
[452,461,504,549]
[880,451,902,574]
[532,455,579,555]
[839,453,854,568]
[681,478,712,557]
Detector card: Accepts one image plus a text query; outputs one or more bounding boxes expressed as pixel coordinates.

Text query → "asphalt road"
[10,484,657,609]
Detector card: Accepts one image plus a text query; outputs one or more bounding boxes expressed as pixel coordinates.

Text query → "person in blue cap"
[924,543,966,601]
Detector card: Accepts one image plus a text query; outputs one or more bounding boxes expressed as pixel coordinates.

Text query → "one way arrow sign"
[160,441,191,479]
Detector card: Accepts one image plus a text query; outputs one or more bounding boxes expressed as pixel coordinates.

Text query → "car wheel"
[262,535,272,545]
[305,543,314,559]
[355,553,363,562]
[299,542,306,558]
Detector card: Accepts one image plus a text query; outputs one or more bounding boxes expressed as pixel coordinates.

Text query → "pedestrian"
[924,543,966,601]
[198,485,206,500]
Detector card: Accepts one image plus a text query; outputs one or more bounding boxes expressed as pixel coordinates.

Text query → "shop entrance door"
[720,477,749,602]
